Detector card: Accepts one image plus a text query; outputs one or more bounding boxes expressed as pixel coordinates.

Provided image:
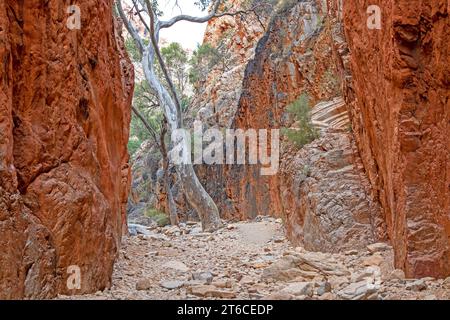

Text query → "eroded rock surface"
[343,0,450,277]
[133,0,384,252]
[58,218,450,300]
[129,0,449,280]
[219,0,385,251]
[191,0,271,128]
[0,0,133,298]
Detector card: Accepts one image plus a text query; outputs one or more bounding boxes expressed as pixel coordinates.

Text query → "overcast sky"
[159,0,208,50]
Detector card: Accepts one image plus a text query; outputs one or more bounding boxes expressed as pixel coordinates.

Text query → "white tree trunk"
[118,0,222,231]
[142,46,222,232]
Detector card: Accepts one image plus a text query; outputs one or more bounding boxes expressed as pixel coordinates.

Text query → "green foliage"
[161,43,188,66]
[194,0,213,10]
[189,43,222,85]
[128,136,144,156]
[181,95,191,112]
[276,0,299,13]
[125,37,141,62]
[346,122,353,133]
[302,165,312,177]
[125,37,150,62]
[188,40,234,90]
[128,81,165,157]
[145,207,170,227]
[161,42,189,98]
[282,94,320,148]
[151,0,164,17]
[316,14,324,28]
[127,41,190,157]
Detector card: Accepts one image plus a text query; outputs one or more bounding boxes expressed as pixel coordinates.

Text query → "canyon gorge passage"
[0,0,449,300]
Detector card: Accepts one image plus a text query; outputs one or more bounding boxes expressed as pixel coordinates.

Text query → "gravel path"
[58,217,450,300]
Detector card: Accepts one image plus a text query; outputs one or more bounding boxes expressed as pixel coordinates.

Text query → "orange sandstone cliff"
[192,0,450,277]
[129,0,449,279]
[230,0,449,278]
[0,0,133,298]
[343,0,450,278]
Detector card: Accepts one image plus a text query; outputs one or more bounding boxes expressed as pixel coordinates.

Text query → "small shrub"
[145,208,170,227]
[127,136,142,157]
[282,94,319,148]
[346,122,353,133]
[125,37,149,62]
[302,165,312,177]
[188,43,222,85]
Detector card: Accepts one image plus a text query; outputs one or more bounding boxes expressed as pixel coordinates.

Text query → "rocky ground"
[59,217,450,300]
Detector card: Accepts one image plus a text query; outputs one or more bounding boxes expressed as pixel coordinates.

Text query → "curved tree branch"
[131,105,161,150]
[146,0,183,126]
[119,0,224,231]
[116,0,144,55]
[159,0,222,29]
[131,0,151,33]
[159,1,269,31]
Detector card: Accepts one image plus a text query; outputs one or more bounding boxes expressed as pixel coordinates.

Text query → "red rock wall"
[220,0,385,251]
[0,0,133,298]
[227,0,340,220]
[343,0,450,277]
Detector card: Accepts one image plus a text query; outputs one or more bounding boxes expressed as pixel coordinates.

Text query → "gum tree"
[117,0,266,231]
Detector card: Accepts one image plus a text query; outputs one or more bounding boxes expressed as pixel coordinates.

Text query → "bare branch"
[116,0,144,55]
[131,105,161,149]
[141,94,159,108]
[159,0,222,29]
[120,0,223,231]
[172,0,182,14]
[146,0,183,126]
[159,1,269,31]
[131,0,151,33]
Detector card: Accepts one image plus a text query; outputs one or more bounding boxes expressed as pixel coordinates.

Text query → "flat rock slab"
[236,222,278,245]
[160,280,184,290]
[189,285,236,299]
[281,282,314,297]
[163,260,190,272]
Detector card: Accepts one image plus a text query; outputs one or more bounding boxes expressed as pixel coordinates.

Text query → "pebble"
[189,285,237,298]
[59,219,447,301]
[443,277,450,289]
[406,279,427,292]
[316,281,332,296]
[363,254,384,266]
[136,279,152,291]
[192,271,214,284]
[388,269,405,281]
[338,281,378,300]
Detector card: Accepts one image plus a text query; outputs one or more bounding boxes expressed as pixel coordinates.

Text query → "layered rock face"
[138,0,385,250]
[282,99,386,252]
[342,0,450,277]
[221,1,385,250]
[217,0,450,277]
[189,1,385,250]
[0,0,133,299]
[192,0,271,128]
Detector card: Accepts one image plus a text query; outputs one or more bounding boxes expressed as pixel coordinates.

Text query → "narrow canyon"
[0,0,448,300]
